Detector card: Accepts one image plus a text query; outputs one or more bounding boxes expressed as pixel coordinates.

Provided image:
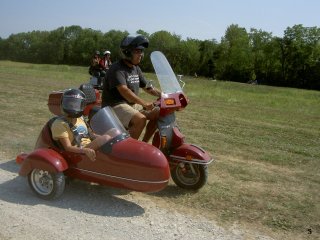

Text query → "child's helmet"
[61,89,86,118]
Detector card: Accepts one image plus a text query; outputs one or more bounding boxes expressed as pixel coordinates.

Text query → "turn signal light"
[164,98,175,105]
[161,136,167,148]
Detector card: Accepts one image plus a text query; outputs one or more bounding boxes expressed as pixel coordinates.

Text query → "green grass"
[1,61,319,239]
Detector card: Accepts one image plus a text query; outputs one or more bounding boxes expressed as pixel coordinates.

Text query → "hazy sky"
[0,0,319,41]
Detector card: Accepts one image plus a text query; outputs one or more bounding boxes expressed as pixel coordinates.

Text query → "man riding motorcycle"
[101,35,161,142]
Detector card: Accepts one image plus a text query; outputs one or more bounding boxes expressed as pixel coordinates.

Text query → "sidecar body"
[16,85,170,199]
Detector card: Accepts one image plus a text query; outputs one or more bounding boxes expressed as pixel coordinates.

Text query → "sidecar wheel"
[28,169,65,200]
[171,164,208,190]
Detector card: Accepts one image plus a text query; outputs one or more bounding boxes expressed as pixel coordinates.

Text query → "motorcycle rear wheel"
[28,169,65,200]
[171,163,208,190]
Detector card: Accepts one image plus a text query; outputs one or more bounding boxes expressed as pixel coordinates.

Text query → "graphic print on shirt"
[126,73,140,94]
[77,125,88,135]
[127,74,140,85]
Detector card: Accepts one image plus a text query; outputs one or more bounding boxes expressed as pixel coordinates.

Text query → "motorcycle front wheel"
[171,163,208,190]
[28,169,65,200]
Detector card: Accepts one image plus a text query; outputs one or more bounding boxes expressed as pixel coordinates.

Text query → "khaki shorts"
[112,103,143,128]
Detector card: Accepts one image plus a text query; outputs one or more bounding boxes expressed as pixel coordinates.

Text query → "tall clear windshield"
[150,51,183,94]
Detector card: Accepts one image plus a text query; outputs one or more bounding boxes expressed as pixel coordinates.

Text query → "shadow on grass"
[148,184,197,198]
[0,159,144,217]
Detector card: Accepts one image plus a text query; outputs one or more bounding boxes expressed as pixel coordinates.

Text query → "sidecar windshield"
[90,107,128,151]
[150,51,183,94]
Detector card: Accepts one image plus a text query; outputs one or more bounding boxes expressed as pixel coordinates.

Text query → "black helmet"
[61,89,86,118]
[120,35,149,61]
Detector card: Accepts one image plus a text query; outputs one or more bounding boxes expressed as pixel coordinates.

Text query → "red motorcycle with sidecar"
[16,51,213,200]
[16,85,170,200]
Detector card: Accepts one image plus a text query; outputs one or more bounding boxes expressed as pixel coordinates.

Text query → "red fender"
[169,143,212,164]
[17,148,68,176]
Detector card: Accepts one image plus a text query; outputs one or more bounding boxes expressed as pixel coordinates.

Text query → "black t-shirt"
[102,60,147,107]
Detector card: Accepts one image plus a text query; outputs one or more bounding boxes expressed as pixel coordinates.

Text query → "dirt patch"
[0,159,278,240]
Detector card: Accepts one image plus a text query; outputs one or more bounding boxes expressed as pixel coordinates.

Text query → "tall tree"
[178,38,201,75]
[63,25,83,64]
[198,39,218,78]
[71,28,104,66]
[282,25,320,88]
[44,27,65,64]
[216,24,253,82]
[102,30,129,63]
[0,37,5,60]
[147,31,182,72]
[249,28,282,85]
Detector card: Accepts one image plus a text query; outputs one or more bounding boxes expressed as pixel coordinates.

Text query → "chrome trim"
[71,168,169,184]
[190,144,206,153]
[169,155,214,165]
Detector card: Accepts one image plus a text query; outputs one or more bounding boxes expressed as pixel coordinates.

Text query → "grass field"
[0,60,319,239]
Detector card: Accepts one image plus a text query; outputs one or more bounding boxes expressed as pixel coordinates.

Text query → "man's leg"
[113,104,145,139]
[142,107,159,142]
[129,112,146,139]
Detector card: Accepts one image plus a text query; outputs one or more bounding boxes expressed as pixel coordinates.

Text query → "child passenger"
[51,88,116,161]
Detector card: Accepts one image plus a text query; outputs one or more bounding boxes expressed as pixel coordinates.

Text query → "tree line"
[0,24,319,90]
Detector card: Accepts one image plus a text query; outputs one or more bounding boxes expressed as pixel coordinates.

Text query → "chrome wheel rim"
[175,164,200,186]
[30,169,54,195]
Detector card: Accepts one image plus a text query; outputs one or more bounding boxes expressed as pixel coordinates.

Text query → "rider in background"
[100,50,112,73]
[51,89,116,161]
[89,51,103,77]
[101,35,161,142]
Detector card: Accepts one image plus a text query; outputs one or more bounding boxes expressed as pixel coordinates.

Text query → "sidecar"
[16,84,170,200]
